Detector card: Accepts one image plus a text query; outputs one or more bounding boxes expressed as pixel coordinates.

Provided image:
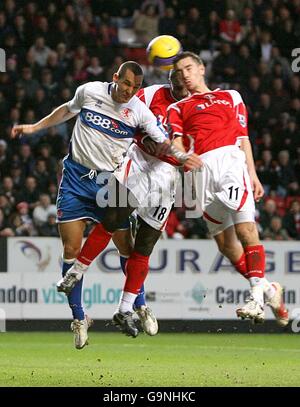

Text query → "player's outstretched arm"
[11,103,77,138]
[170,136,203,170]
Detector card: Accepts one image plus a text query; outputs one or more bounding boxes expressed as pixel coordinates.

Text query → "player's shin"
[244,245,265,307]
[120,255,146,307]
[119,251,150,313]
[62,258,84,320]
[75,223,112,272]
[233,252,247,278]
[234,252,275,300]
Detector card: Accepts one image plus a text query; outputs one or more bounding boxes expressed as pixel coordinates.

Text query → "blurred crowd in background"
[0,0,299,240]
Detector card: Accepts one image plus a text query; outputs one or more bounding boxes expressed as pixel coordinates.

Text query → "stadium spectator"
[133,5,160,45]
[9,162,24,190]
[276,150,299,197]
[0,194,12,218]
[32,193,56,227]
[174,22,195,53]
[18,144,35,176]
[185,7,206,52]
[278,118,300,158]
[205,10,220,50]
[290,75,300,99]
[236,44,256,85]
[219,9,242,44]
[0,207,14,237]
[0,176,16,207]
[240,6,255,38]
[10,205,36,237]
[283,199,300,240]
[140,0,165,18]
[253,94,276,130]
[17,67,40,100]
[158,7,177,37]
[32,88,53,120]
[212,42,239,84]
[0,139,8,174]
[29,36,52,67]
[86,57,105,82]
[258,31,273,63]
[17,176,40,209]
[255,150,278,195]
[262,216,291,241]
[258,198,279,231]
[31,158,53,192]
[39,213,59,237]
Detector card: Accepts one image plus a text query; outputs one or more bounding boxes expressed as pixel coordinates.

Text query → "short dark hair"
[117,61,144,78]
[173,51,203,66]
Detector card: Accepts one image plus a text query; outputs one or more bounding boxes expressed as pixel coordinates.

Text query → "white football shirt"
[67,81,167,171]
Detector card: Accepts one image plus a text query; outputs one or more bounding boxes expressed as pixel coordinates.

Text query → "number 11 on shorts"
[228,186,239,200]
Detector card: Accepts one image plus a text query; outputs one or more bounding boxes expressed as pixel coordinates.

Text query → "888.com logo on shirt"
[80,108,135,139]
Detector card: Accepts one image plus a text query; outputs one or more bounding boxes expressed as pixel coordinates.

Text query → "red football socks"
[244,245,265,279]
[124,251,150,294]
[234,252,248,278]
[77,223,112,266]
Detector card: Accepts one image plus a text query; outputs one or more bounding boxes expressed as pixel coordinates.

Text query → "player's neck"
[192,84,211,94]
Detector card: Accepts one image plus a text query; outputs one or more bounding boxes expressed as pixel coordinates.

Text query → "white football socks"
[249,277,265,307]
[119,291,138,313]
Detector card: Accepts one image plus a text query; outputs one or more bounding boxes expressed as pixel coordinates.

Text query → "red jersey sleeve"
[227,90,248,139]
[167,103,184,140]
[136,88,145,103]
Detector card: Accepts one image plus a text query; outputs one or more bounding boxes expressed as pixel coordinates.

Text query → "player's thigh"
[202,199,233,237]
[102,180,137,232]
[215,149,253,212]
[58,220,86,258]
[113,145,151,207]
[112,228,134,257]
[134,217,162,257]
[136,164,178,231]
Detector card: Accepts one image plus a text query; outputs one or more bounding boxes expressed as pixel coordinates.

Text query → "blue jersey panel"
[56,156,130,228]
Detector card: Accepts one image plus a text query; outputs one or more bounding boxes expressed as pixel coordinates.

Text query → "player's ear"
[112,73,119,83]
[200,64,205,76]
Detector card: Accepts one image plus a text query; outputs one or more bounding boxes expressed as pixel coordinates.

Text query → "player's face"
[170,73,189,100]
[112,69,143,103]
[174,57,205,92]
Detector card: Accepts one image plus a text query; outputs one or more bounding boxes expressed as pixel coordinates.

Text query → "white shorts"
[195,145,255,236]
[114,144,179,231]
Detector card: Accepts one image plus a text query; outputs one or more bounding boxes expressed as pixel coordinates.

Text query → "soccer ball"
[146,35,182,71]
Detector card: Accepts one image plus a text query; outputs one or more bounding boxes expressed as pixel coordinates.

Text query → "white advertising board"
[1,238,299,319]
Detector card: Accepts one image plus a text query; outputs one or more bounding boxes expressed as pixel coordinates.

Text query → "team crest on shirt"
[204,94,215,100]
[120,108,132,119]
[238,114,247,127]
[111,119,119,129]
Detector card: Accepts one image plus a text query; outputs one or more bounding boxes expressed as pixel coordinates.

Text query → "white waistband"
[200,145,240,159]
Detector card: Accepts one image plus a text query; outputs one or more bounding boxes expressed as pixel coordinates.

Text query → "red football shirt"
[135,85,181,166]
[167,89,248,156]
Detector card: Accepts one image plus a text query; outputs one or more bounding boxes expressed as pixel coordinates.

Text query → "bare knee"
[134,219,162,257]
[63,244,81,260]
[235,222,259,247]
[112,230,133,257]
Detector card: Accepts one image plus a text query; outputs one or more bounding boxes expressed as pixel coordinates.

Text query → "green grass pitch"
[0,332,299,387]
